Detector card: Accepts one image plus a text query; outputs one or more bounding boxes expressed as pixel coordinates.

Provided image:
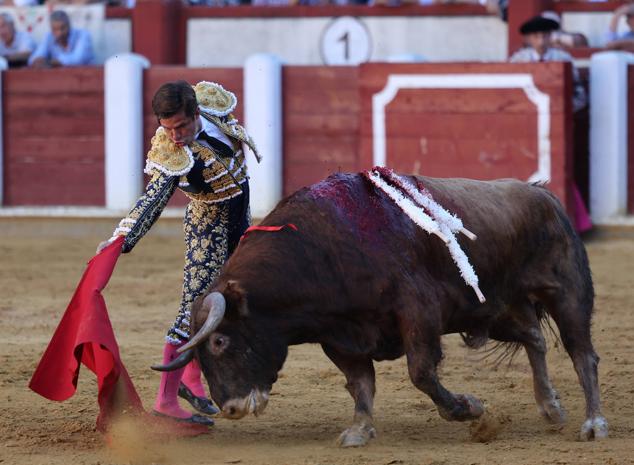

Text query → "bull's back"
[294,173,574,291]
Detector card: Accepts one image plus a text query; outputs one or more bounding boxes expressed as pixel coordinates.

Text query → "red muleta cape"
[29,237,143,431]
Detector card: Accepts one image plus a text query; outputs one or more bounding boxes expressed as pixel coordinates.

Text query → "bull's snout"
[221,389,269,419]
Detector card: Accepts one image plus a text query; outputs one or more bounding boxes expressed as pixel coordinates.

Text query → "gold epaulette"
[202,112,261,163]
[193,81,262,163]
[144,127,194,177]
[194,81,237,117]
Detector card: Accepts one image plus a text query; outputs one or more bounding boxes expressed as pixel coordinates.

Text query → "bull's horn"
[177,292,226,353]
[150,348,194,372]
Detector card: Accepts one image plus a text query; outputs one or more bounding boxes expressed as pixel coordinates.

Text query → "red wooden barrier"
[282,66,359,196]
[2,63,577,215]
[3,67,105,206]
[358,62,574,215]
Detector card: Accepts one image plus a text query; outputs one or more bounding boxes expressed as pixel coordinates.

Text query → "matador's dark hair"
[152,80,198,120]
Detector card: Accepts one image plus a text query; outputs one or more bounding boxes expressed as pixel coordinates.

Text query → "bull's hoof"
[579,416,608,441]
[439,394,485,422]
[538,397,566,424]
[337,424,376,448]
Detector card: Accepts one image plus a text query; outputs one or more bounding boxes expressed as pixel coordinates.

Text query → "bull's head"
[152,282,288,419]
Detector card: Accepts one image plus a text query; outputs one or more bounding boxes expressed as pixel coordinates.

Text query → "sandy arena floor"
[1,218,633,465]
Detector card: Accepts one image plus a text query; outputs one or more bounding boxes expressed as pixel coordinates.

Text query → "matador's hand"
[96,237,123,254]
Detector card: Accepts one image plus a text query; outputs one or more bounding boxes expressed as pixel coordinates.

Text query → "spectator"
[0,13,36,68]
[12,0,40,6]
[605,3,634,51]
[28,10,94,68]
[511,14,591,233]
[486,0,508,21]
[509,15,587,112]
[541,10,589,48]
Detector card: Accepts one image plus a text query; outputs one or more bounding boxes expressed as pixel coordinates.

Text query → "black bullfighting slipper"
[178,383,220,416]
[151,410,215,426]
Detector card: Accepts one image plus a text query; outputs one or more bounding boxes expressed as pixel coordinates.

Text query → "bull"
[154,172,608,446]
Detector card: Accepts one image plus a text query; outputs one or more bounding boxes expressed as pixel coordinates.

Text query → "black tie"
[197,131,234,158]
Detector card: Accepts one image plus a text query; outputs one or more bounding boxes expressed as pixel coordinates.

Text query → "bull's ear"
[223,280,249,318]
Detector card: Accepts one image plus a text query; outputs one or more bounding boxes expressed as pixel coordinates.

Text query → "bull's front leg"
[321,345,377,447]
[402,320,485,422]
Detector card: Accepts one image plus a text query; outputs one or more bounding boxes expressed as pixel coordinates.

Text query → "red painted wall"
[282,66,359,196]
[358,62,574,215]
[2,63,576,215]
[3,68,105,206]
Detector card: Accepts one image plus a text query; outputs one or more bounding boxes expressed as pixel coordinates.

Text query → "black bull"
[155,172,608,445]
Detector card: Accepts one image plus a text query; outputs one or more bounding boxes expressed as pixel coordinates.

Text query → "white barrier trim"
[104,53,150,210]
[244,53,283,218]
[372,73,551,182]
[589,51,634,223]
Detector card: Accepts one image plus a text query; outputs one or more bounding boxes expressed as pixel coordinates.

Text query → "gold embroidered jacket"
[113,116,251,253]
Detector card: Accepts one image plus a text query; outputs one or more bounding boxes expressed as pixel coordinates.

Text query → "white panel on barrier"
[372,73,551,183]
[104,53,150,211]
[589,51,634,223]
[188,17,506,67]
[244,53,283,219]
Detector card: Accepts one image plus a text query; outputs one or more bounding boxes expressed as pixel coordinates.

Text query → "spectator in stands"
[541,10,589,48]
[510,14,587,113]
[511,14,591,233]
[486,0,508,21]
[0,13,35,68]
[12,0,40,6]
[605,3,634,51]
[28,10,94,68]
[189,0,246,5]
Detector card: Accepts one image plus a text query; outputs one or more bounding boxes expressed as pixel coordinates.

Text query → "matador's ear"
[223,280,249,318]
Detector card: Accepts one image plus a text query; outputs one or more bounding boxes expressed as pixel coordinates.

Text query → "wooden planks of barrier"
[282,66,359,196]
[1,63,578,216]
[3,67,105,206]
[358,62,574,215]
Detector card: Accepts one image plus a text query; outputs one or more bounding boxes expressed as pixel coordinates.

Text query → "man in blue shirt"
[29,10,94,68]
[605,3,634,52]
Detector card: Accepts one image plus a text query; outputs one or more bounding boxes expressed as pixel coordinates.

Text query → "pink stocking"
[153,343,192,418]
[182,359,207,398]
[572,183,592,233]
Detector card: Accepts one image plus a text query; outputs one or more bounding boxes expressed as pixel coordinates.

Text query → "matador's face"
[159,109,200,147]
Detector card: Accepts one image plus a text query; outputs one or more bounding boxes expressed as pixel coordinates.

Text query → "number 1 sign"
[320,16,372,66]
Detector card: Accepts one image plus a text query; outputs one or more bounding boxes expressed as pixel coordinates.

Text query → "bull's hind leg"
[402,317,484,422]
[322,345,377,447]
[545,293,608,440]
[489,304,566,424]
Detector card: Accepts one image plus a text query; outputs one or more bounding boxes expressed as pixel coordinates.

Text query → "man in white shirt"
[0,13,35,68]
[510,15,587,113]
[510,14,591,233]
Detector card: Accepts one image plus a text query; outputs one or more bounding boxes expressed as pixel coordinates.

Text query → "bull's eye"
[210,333,229,355]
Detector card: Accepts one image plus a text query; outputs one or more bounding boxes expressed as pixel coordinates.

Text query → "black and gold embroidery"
[110,80,256,344]
[120,172,178,253]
